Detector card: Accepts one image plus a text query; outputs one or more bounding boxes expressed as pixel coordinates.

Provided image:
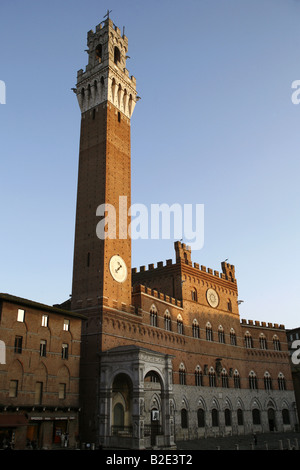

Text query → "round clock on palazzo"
[109,255,127,283]
[206,288,219,308]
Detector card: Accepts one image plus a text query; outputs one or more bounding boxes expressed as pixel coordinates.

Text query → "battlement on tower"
[132,242,237,284]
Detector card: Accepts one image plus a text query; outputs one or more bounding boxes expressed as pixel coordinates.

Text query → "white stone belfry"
[75,18,138,118]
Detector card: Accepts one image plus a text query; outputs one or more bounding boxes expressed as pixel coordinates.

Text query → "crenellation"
[132,284,183,308]
[240,319,286,330]
[95,23,103,33]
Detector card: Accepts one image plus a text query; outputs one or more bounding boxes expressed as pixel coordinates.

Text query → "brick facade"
[0,294,85,449]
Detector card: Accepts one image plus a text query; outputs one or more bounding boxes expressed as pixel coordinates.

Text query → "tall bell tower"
[71,16,137,311]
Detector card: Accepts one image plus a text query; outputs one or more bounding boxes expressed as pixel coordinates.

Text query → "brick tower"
[71,17,137,312]
[71,17,138,443]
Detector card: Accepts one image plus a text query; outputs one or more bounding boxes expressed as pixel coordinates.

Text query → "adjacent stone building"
[0,294,85,449]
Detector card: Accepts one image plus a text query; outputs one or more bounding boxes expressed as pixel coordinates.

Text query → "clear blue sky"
[0,0,299,328]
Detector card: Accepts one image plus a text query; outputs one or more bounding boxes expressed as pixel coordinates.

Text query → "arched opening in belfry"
[111,373,133,434]
[95,44,102,62]
[114,46,120,64]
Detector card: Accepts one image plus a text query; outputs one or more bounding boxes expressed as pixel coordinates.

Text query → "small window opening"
[114,46,120,64]
[118,111,121,122]
[95,44,102,62]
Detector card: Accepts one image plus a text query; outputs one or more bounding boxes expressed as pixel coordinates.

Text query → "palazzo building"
[69,16,297,449]
[0,294,85,449]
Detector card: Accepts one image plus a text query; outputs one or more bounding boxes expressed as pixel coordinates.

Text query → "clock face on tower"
[206,288,219,308]
[109,255,127,283]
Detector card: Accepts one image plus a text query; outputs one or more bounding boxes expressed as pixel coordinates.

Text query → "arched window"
[227,298,232,312]
[225,409,231,426]
[233,370,241,389]
[181,409,188,428]
[237,408,244,425]
[209,368,216,387]
[194,366,203,386]
[259,334,268,350]
[211,408,219,427]
[278,373,286,390]
[95,44,102,62]
[249,371,258,390]
[221,369,229,388]
[206,322,213,341]
[150,305,157,327]
[282,409,290,425]
[179,363,186,385]
[114,46,120,64]
[164,310,171,331]
[264,371,272,390]
[192,319,200,338]
[197,408,205,427]
[245,332,253,348]
[252,408,261,425]
[230,328,236,345]
[218,325,225,343]
[113,403,124,428]
[273,335,281,351]
[177,315,183,335]
[191,288,197,302]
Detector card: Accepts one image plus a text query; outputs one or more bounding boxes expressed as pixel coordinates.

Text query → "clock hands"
[115,262,122,273]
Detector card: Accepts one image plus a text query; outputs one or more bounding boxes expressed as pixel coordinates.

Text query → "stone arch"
[7,359,24,387]
[224,396,233,410]
[149,392,162,413]
[196,395,207,410]
[210,396,220,410]
[265,397,277,410]
[236,397,245,410]
[144,369,164,389]
[111,373,134,430]
[250,397,262,415]
[57,364,70,388]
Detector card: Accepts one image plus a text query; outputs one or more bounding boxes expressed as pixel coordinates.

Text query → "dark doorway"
[150,409,160,446]
[268,408,276,431]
